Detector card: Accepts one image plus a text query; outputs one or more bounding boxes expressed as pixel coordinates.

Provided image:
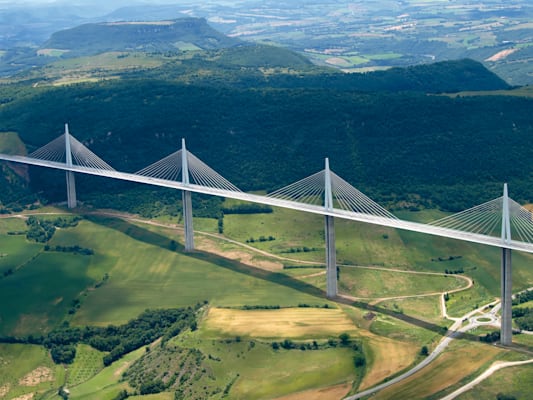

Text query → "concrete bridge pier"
[324,158,337,298]
[64,124,77,209]
[500,183,512,345]
[325,215,337,298]
[182,190,194,251]
[500,247,512,345]
[181,139,194,251]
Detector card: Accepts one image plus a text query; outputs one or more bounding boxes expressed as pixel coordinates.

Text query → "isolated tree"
[339,332,350,346]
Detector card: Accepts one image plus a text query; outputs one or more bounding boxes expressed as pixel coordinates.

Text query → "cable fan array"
[29,133,114,171]
[267,169,397,219]
[429,196,533,243]
[23,130,533,247]
[136,149,241,192]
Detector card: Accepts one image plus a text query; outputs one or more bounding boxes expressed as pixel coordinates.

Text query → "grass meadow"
[0,343,65,399]
[453,362,533,400]
[0,131,27,154]
[371,339,505,400]
[0,201,532,399]
[173,328,360,400]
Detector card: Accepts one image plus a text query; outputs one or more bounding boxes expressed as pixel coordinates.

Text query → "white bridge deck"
[1,152,531,254]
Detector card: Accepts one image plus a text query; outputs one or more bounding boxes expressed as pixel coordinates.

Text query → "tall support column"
[324,158,337,298]
[64,124,77,209]
[181,139,194,252]
[500,183,512,345]
[501,247,512,345]
[325,215,337,298]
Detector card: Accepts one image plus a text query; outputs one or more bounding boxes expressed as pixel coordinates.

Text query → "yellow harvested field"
[272,382,352,400]
[203,307,358,338]
[358,334,418,391]
[371,342,503,400]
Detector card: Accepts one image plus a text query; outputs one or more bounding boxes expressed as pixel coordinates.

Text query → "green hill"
[41,17,242,56]
[0,58,530,213]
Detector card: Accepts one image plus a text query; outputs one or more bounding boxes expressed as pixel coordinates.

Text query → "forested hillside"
[0,58,530,213]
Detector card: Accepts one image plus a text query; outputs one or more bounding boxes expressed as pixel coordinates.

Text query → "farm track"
[6,209,533,399]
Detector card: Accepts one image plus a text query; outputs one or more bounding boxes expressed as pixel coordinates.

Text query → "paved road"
[438,359,533,400]
[6,210,533,399]
[342,301,501,400]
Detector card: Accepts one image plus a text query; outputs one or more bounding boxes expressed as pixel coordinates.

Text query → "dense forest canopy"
[0,58,531,212]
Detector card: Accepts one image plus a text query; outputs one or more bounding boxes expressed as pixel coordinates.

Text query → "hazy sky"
[0,0,182,3]
[0,0,167,10]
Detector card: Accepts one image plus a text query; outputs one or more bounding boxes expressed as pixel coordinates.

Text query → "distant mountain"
[0,5,88,47]
[41,17,242,56]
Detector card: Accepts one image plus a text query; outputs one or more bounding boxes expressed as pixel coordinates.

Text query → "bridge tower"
[181,139,194,252]
[500,183,512,345]
[324,158,337,298]
[64,124,77,209]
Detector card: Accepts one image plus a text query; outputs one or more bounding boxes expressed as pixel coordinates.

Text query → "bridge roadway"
[2,153,532,254]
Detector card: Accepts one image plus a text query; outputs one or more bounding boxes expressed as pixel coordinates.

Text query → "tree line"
[0,59,531,213]
[0,306,201,365]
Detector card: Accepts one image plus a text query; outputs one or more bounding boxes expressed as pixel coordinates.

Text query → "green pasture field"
[1,204,532,399]
[280,266,325,277]
[0,233,42,275]
[0,217,27,234]
[344,56,369,66]
[334,219,407,266]
[368,312,443,346]
[185,216,218,233]
[26,52,166,86]
[515,300,533,309]
[65,347,145,400]
[372,339,504,400]
[173,41,201,51]
[91,206,533,324]
[513,331,533,348]
[38,49,70,57]
[175,331,358,400]
[49,52,163,72]
[222,206,325,262]
[66,344,105,387]
[230,345,355,400]
[337,267,465,298]
[367,53,403,61]
[68,215,325,327]
[0,131,27,154]
[0,248,93,336]
[377,296,444,325]
[453,363,533,400]
[0,343,64,400]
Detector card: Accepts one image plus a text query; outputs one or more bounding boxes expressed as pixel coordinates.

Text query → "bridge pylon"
[324,158,337,298]
[500,183,512,345]
[181,139,194,252]
[64,124,77,208]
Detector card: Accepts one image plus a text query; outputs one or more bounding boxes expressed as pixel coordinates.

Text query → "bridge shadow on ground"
[87,214,325,299]
[336,298,481,342]
[88,214,483,344]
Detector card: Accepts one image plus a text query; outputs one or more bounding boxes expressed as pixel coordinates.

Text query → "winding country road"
[438,359,533,400]
[5,210,533,399]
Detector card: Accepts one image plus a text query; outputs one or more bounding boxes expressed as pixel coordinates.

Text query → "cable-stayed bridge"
[1,125,531,345]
